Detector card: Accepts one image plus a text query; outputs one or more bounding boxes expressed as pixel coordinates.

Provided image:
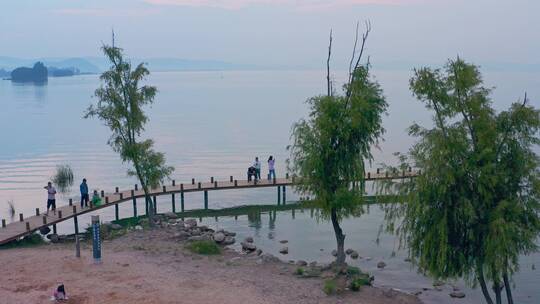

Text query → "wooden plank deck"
[0,170,418,245]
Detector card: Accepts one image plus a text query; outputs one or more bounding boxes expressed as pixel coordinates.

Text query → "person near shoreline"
[80,178,89,208]
[253,157,261,180]
[91,190,102,207]
[267,156,276,180]
[44,181,57,215]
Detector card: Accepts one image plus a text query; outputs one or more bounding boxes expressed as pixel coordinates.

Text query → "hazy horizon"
[1,0,539,71]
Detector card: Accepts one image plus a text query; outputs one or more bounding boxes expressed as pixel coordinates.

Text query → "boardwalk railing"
[0,169,418,245]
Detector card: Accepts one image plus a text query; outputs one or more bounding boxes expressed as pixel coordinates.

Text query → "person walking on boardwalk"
[44,181,57,215]
[267,156,276,180]
[80,178,89,208]
[253,157,261,181]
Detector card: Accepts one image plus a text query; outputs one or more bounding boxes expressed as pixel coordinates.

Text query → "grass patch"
[346,266,361,276]
[52,165,74,193]
[187,240,221,255]
[350,274,371,291]
[0,233,45,250]
[323,279,337,295]
[294,267,305,275]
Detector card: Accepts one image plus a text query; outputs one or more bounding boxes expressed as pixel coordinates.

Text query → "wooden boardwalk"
[0,170,418,245]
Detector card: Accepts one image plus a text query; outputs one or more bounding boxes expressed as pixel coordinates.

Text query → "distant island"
[11,62,48,83]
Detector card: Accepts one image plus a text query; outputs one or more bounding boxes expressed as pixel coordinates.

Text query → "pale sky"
[0,0,538,68]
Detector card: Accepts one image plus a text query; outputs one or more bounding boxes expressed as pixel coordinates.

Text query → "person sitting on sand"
[91,190,102,207]
[53,283,67,301]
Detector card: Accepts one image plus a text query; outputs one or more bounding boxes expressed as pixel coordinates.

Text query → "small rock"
[135,225,143,230]
[449,292,466,298]
[223,236,236,245]
[331,250,337,257]
[213,232,226,243]
[268,232,275,239]
[279,247,289,254]
[296,260,308,266]
[244,236,254,243]
[261,253,280,263]
[404,257,412,262]
[241,242,256,251]
[279,240,288,244]
[164,212,178,219]
[377,261,387,269]
[345,248,354,255]
[309,261,317,267]
[110,223,123,230]
[39,226,51,235]
[48,234,59,243]
[433,280,445,287]
[184,218,197,228]
[225,231,236,237]
[256,249,263,256]
[350,251,359,259]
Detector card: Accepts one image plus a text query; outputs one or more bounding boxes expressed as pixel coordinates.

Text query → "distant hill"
[0,57,100,74]
[11,62,48,83]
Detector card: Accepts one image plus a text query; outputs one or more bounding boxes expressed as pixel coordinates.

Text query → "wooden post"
[101,190,105,197]
[19,213,23,222]
[181,191,185,212]
[368,172,371,179]
[385,171,389,178]
[119,193,123,200]
[69,198,73,206]
[115,187,119,193]
[204,191,208,210]
[36,208,40,216]
[145,197,149,215]
[72,206,77,214]
[153,196,157,213]
[277,186,281,205]
[163,185,166,193]
[234,180,238,187]
[292,208,295,219]
[230,176,233,182]
[115,204,119,221]
[74,215,81,258]
[1,219,5,228]
[53,224,57,234]
[192,178,195,185]
[211,176,214,183]
[377,168,380,174]
[58,210,62,219]
[286,173,289,179]
[26,222,30,231]
[135,184,138,191]
[105,196,109,204]
[214,181,217,188]
[172,193,176,213]
[282,186,286,204]
[292,176,296,183]
[198,182,201,189]
[42,216,47,225]
[408,166,412,172]
[172,180,176,186]
[132,190,137,218]
[273,177,276,184]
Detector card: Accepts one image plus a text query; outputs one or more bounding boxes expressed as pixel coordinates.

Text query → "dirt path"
[0,228,421,304]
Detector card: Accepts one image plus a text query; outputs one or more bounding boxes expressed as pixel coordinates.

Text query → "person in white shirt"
[253,157,261,181]
[44,181,57,215]
[267,156,276,180]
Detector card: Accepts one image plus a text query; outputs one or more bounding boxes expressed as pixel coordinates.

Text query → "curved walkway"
[0,170,418,245]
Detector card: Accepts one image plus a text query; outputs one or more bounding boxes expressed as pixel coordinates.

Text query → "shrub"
[350,274,371,291]
[346,266,361,276]
[323,279,337,295]
[295,267,305,275]
[52,165,74,192]
[187,240,221,255]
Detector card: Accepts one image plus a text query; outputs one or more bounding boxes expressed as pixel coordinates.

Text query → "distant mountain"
[11,62,48,83]
[0,57,100,74]
[0,68,9,78]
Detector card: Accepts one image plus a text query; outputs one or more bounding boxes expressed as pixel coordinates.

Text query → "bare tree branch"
[348,21,360,84]
[327,29,333,97]
[346,20,371,100]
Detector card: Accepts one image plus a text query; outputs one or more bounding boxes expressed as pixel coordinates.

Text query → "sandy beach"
[0,224,420,304]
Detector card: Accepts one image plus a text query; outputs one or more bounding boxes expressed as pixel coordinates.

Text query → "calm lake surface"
[0,69,538,303]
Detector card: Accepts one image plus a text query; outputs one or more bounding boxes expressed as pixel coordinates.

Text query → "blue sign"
[92,216,101,263]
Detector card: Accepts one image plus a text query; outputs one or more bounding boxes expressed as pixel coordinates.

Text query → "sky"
[0,0,538,69]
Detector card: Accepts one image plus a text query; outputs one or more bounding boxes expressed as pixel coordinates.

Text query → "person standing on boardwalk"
[80,178,89,208]
[267,156,276,180]
[44,181,57,215]
[253,157,261,181]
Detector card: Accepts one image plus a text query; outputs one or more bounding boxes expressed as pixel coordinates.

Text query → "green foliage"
[52,164,74,193]
[379,58,540,304]
[323,279,337,295]
[295,267,305,275]
[0,233,45,250]
[346,266,361,276]
[349,274,371,291]
[187,240,221,255]
[85,45,173,220]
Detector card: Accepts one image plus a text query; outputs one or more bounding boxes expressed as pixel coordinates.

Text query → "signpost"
[91,216,101,263]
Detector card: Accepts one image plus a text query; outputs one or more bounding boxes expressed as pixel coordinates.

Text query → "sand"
[0,228,421,304]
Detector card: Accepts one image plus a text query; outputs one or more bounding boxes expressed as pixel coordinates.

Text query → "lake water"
[0,69,538,303]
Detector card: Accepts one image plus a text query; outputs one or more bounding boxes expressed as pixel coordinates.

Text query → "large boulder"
[48,234,59,243]
[164,212,178,219]
[450,292,466,298]
[39,226,51,235]
[223,236,236,245]
[377,261,387,269]
[350,251,359,259]
[184,218,197,229]
[244,236,254,243]
[213,232,226,243]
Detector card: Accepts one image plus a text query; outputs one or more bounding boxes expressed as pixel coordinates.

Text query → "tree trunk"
[478,268,494,304]
[493,282,502,304]
[330,207,346,267]
[503,273,514,304]
[141,184,155,227]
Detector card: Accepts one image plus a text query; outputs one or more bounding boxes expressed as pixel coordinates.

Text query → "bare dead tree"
[326,29,333,97]
[346,20,371,99]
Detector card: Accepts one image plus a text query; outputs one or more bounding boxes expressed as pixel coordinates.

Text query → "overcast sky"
[0,0,538,69]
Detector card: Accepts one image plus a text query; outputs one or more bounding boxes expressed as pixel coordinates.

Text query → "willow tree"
[379,58,540,304]
[289,23,388,266]
[85,45,174,224]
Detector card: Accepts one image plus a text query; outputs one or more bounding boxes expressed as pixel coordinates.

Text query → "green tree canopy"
[379,58,540,304]
[85,45,174,223]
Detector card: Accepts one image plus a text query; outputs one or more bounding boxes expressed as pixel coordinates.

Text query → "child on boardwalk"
[44,181,57,215]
